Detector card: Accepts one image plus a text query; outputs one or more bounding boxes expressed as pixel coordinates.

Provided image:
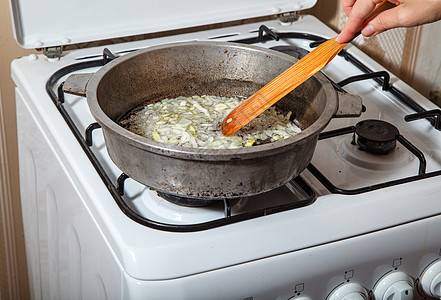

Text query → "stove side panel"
[16,88,123,300]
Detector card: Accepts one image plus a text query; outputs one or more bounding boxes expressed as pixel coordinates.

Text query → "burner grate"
[306,121,432,195]
[113,172,316,231]
[46,29,441,231]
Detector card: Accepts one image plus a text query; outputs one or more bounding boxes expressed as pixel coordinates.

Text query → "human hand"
[336,0,441,43]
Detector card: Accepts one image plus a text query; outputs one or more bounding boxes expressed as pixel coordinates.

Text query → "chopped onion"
[120,95,302,149]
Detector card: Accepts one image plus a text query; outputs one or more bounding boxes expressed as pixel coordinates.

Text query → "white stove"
[10,1,441,299]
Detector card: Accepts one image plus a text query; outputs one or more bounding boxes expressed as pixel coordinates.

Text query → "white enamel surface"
[12,16,441,299]
[16,90,123,299]
[8,0,316,48]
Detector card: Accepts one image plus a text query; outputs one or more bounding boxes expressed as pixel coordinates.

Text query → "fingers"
[335,27,357,43]
[337,0,387,43]
[367,1,441,32]
[361,7,400,36]
[337,0,441,43]
[342,0,357,16]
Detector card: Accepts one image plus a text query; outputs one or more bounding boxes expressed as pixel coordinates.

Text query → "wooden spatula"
[222,0,394,136]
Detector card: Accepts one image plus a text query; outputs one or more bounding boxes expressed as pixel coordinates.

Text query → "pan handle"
[62,73,94,97]
[333,91,363,118]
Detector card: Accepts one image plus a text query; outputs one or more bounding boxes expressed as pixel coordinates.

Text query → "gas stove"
[11,11,441,300]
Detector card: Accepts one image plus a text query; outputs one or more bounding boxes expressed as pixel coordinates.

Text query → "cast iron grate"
[45,27,441,231]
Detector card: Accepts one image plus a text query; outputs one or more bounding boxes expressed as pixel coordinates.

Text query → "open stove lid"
[9,0,316,49]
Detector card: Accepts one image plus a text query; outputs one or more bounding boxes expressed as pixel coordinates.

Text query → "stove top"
[12,15,441,282]
[41,20,441,231]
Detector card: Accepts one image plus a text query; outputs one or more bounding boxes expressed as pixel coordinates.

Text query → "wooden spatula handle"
[221,0,395,136]
[222,37,346,136]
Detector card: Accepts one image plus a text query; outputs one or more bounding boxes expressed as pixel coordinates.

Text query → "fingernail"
[361,24,376,37]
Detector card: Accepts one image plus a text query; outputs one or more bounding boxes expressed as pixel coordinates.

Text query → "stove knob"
[373,272,414,300]
[420,260,441,298]
[328,282,369,300]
